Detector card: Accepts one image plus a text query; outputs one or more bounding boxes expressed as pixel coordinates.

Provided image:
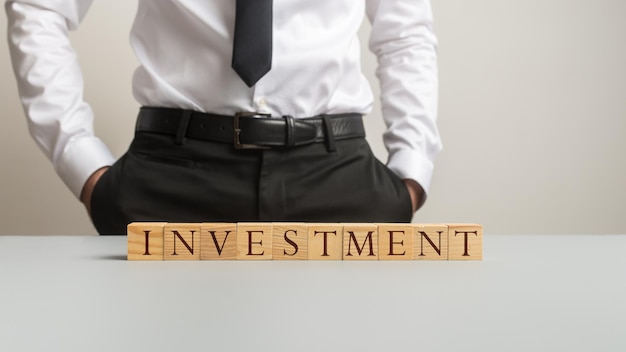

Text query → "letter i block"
[413,224,449,261]
[127,222,166,261]
[237,223,273,260]
[273,223,308,260]
[200,223,237,260]
[378,223,413,260]
[447,224,483,261]
[164,223,201,260]
[343,223,378,260]
[308,223,343,260]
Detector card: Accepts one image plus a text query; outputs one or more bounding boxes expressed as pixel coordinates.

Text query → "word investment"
[127,222,483,261]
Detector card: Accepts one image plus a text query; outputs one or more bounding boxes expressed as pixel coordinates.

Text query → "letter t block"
[447,224,483,260]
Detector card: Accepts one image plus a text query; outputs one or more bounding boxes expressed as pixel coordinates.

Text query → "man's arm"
[366,0,441,212]
[5,0,115,204]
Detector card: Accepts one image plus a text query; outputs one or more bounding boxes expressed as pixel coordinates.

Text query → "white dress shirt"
[6,0,441,200]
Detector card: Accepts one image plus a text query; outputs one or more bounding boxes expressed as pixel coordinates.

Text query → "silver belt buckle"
[234,112,271,149]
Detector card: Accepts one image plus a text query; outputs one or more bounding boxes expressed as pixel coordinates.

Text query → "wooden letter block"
[378,223,413,261]
[200,223,237,260]
[237,223,273,260]
[413,224,449,261]
[308,223,343,260]
[273,223,308,260]
[127,222,166,261]
[447,224,483,261]
[343,223,378,260]
[164,223,201,260]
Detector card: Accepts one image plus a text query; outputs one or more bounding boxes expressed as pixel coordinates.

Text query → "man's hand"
[80,166,110,217]
[403,179,425,213]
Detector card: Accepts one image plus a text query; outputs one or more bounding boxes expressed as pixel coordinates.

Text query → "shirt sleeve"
[5,0,116,199]
[365,0,441,195]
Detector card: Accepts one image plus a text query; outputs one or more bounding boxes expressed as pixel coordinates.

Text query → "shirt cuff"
[386,148,435,195]
[54,137,116,199]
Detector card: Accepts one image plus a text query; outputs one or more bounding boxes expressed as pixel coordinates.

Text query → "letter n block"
[200,223,237,260]
[273,223,308,260]
[127,222,166,261]
[164,223,201,260]
[237,223,273,260]
[308,223,343,260]
[378,224,413,260]
[413,224,449,260]
[343,223,378,260]
[447,224,483,261]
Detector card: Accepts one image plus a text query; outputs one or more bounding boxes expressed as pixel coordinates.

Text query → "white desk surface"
[0,234,624,352]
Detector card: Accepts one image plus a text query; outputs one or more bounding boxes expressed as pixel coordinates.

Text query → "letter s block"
[273,223,308,260]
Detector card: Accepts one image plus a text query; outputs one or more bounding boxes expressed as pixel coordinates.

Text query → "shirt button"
[257,97,267,107]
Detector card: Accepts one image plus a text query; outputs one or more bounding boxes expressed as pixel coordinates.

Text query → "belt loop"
[284,115,295,148]
[322,115,336,153]
[175,110,193,145]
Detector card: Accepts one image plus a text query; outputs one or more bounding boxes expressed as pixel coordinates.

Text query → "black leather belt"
[135,107,365,149]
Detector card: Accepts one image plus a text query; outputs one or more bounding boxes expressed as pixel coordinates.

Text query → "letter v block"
[273,223,308,260]
[413,224,449,261]
[200,223,237,260]
[343,223,378,260]
[127,222,166,261]
[164,223,201,260]
[237,223,273,260]
[447,224,483,261]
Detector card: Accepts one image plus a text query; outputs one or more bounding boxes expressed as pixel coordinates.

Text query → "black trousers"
[91,129,413,235]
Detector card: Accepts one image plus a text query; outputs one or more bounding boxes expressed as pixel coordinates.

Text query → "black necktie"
[232,0,273,87]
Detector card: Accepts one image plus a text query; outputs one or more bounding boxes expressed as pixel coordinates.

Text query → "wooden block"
[378,223,414,260]
[413,224,449,260]
[200,223,237,260]
[237,223,273,260]
[343,223,378,260]
[447,224,483,261]
[308,223,343,260]
[164,223,201,260]
[273,223,308,260]
[127,222,166,261]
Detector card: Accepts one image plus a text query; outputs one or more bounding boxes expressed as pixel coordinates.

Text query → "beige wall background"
[1,1,624,235]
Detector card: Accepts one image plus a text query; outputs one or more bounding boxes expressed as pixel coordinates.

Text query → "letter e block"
[378,224,413,260]
[164,223,201,260]
[237,223,273,260]
[200,223,237,260]
[127,222,166,261]
[448,224,483,261]
[273,223,308,260]
[343,223,378,260]
[413,224,449,261]
[308,223,343,260]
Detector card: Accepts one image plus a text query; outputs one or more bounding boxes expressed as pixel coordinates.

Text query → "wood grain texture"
[200,223,237,260]
[127,222,166,261]
[308,223,343,260]
[343,223,378,260]
[413,224,449,261]
[164,223,201,260]
[236,223,273,260]
[447,224,483,261]
[273,223,308,260]
[378,223,413,260]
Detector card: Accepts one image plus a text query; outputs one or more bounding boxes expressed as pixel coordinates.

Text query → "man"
[6,0,441,235]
